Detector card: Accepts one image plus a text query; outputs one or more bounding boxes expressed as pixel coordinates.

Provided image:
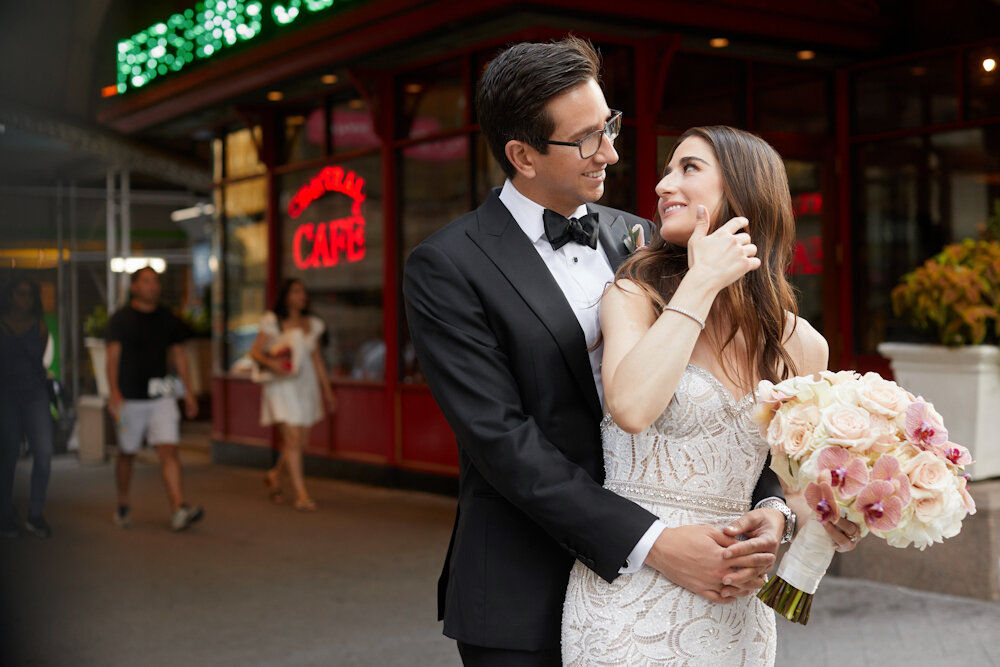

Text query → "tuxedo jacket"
[402,188,784,652]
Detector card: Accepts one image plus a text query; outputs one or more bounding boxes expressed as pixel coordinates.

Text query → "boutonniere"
[623,224,648,254]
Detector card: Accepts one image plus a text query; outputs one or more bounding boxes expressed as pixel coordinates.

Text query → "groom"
[403,37,790,666]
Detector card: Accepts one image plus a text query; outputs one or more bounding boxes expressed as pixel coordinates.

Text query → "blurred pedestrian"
[251,279,335,511]
[0,278,54,538]
[106,267,203,532]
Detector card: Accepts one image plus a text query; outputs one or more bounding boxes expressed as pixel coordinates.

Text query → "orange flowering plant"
[891,234,1000,347]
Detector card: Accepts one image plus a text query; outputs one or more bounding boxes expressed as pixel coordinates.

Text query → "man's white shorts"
[117,397,180,454]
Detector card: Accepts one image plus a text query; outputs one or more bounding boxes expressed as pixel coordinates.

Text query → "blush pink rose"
[820,403,874,450]
[767,403,820,460]
[902,452,952,497]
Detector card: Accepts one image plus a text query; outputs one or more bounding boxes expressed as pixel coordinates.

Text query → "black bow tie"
[542,209,599,251]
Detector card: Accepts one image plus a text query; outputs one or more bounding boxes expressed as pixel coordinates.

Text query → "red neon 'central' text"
[288,166,367,269]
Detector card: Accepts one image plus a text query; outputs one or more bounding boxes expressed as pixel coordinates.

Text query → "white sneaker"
[170,504,204,532]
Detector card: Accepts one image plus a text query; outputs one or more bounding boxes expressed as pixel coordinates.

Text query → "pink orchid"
[856,480,905,532]
[942,442,973,466]
[804,482,839,524]
[871,455,912,507]
[816,447,868,499]
[904,401,948,452]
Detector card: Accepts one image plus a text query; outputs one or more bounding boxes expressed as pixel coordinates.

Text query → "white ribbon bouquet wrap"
[752,370,977,624]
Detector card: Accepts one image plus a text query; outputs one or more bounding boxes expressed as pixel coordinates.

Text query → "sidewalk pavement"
[1,433,998,666]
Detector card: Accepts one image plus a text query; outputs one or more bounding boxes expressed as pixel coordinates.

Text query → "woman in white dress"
[562,126,860,665]
[251,279,336,511]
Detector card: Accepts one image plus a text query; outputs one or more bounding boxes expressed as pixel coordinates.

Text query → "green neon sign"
[116,0,344,94]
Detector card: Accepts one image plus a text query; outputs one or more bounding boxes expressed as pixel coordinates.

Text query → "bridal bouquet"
[752,370,977,624]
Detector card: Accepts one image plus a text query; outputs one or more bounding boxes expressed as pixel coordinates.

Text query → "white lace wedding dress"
[562,364,776,666]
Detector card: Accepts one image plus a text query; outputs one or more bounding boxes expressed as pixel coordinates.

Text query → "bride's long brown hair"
[616,126,799,386]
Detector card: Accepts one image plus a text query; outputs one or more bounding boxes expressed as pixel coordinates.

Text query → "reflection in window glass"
[601,126,637,215]
[331,98,380,154]
[852,55,957,135]
[224,127,266,179]
[399,136,472,383]
[754,64,829,135]
[397,60,465,139]
[854,128,1000,355]
[966,45,1000,121]
[222,178,268,368]
[278,153,384,380]
[784,160,824,332]
[281,104,326,165]
[660,53,746,131]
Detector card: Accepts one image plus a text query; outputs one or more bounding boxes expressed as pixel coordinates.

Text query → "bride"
[561,126,860,665]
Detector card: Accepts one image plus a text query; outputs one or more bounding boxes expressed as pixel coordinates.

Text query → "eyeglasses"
[544,110,622,160]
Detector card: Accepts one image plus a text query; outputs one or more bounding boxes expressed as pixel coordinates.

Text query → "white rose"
[857,373,911,418]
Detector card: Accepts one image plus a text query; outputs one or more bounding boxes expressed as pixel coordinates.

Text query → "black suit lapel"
[467,191,602,420]
[592,206,631,272]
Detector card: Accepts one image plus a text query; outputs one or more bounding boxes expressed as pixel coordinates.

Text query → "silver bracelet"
[662,305,706,330]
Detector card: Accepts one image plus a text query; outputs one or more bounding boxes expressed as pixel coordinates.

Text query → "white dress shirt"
[498,180,665,574]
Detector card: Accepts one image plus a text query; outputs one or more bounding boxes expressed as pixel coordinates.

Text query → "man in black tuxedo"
[403,37,791,666]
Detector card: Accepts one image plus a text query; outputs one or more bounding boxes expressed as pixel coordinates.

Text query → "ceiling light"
[267,90,284,101]
[405,83,423,94]
[797,50,816,61]
[348,99,365,109]
[709,38,729,48]
[321,74,339,84]
[985,58,997,73]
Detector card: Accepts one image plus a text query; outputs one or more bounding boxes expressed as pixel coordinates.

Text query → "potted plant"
[878,200,1000,480]
[84,304,110,398]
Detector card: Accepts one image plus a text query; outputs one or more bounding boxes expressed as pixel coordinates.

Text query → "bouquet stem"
[757,519,836,625]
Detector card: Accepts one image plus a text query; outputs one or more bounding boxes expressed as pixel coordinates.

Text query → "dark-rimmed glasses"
[544,110,622,159]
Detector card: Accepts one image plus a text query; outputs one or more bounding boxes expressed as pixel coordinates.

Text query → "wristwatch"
[758,499,796,544]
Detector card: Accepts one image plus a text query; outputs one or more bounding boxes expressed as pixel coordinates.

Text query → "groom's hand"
[719,508,785,595]
[645,525,776,603]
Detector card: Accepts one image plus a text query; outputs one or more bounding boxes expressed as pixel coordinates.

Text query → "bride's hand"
[825,515,862,552]
[686,205,760,291]
[645,524,776,604]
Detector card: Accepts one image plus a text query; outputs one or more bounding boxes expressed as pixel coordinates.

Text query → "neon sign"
[290,167,366,269]
[115,0,348,94]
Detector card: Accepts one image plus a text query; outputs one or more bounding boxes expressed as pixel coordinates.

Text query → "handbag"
[251,328,305,384]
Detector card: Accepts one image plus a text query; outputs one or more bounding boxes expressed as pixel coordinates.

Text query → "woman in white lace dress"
[562,126,860,665]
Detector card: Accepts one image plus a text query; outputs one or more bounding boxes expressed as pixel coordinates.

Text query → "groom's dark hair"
[477,36,602,179]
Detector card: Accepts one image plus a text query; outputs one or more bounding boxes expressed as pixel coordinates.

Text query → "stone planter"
[877,342,1000,481]
[84,337,109,399]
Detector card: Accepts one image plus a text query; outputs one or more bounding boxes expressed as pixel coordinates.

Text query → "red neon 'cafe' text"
[290,166,367,269]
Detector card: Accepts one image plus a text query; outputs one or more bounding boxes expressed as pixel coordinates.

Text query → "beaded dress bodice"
[561,364,776,666]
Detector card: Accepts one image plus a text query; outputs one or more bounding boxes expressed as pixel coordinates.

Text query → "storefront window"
[398,136,472,383]
[397,59,465,139]
[853,127,1000,355]
[852,54,957,136]
[754,64,829,136]
[278,153,384,380]
[601,125,637,214]
[966,44,1000,121]
[785,160,824,331]
[224,126,266,179]
[331,97,380,154]
[281,102,327,165]
[659,53,746,131]
[222,177,268,368]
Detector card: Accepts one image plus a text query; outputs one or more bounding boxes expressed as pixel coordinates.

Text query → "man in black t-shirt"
[106,267,203,532]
